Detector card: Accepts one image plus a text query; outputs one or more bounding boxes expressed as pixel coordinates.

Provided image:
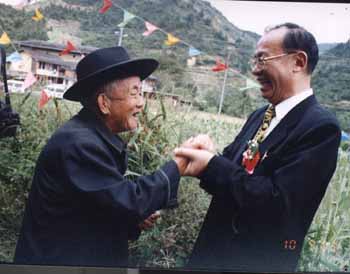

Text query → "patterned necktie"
[253,105,276,143]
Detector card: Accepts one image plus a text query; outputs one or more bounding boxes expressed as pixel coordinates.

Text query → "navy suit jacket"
[188,95,341,272]
[14,108,180,267]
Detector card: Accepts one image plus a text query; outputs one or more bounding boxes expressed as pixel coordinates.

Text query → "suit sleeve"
[61,137,180,227]
[199,120,341,215]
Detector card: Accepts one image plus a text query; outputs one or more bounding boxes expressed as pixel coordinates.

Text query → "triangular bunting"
[189,47,201,57]
[32,8,44,21]
[165,33,180,46]
[99,0,112,14]
[118,10,135,28]
[240,78,260,91]
[0,32,11,45]
[341,131,349,141]
[143,21,159,36]
[212,59,228,72]
[22,72,37,91]
[59,41,76,56]
[38,90,51,110]
[7,52,23,63]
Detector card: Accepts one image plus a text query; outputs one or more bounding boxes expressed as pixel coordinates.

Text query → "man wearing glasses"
[14,47,188,267]
[175,23,341,272]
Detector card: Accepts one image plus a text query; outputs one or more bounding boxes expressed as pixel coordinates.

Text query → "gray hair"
[80,79,120,111]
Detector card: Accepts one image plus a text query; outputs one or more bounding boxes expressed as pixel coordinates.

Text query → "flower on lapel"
[242,140,260,174]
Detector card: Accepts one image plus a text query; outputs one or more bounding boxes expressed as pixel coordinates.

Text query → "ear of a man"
[294,51,308,73]
[97,94,111,115]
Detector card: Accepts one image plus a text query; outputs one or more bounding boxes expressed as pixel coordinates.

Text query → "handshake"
[173,134,217,177]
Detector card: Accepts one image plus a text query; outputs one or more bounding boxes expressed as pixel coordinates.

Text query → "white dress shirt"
[264,88,314,139]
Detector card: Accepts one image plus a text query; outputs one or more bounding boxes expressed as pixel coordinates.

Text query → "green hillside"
[0,0,349,128]
[0,3,48,48]
[313,41,350,130]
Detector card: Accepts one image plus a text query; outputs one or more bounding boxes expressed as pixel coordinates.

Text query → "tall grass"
[0,94,349,272]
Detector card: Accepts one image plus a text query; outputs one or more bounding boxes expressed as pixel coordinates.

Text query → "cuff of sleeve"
[160,160,180,208]
[199,155,236,195]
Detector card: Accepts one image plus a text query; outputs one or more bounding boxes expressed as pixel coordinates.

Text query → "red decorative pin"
[242,140,260,174]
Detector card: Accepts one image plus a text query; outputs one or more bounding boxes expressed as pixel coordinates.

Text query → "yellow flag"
[0,32,11,45]
[165,33,180,46]
[32,8,44,21]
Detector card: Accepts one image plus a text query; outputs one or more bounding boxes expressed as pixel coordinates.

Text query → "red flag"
[38,90,51,110]
[212,59,228,72]
[59,41,76,56]
[99,0,112,14]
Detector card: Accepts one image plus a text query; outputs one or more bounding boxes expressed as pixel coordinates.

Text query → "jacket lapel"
[259,95,317,155]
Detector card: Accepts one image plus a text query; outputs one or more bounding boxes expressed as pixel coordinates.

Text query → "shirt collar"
[274,88,313,121]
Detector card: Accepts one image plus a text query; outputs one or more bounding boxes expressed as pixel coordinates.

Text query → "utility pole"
[218,52,231,115]
[118,27,124,46]
[115,27,126,46]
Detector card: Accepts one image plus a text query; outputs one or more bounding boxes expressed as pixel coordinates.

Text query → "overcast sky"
[206,0,350,44]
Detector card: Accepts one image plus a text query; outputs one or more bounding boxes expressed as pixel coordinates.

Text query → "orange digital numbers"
[284,240,297,250]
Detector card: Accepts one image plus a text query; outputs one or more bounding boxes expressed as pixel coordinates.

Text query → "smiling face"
[252,28,296,105]
[98,76,144,134]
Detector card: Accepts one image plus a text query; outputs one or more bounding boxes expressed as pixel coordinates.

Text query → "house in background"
[8,40,97,87]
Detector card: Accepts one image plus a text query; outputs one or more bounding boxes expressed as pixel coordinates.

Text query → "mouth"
[257,78,272,92]
[132,112,140,118]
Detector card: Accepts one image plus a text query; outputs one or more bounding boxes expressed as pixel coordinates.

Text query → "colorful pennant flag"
[240,78,260,91]
[143,21,159,36]
[22,72,37,91]
[32,8,44,21]
[341,131,350,141]
[7,52,23,63]
[118,10,135,28]
[165,33,180,46]
[59,41,76,56]
[38,90,51,110]
[0,32,11,45]
[212,59,228,72]
[189,47,201,57]
[99,0,112,14]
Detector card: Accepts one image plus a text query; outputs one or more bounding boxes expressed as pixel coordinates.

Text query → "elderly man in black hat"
[14,47,187,267]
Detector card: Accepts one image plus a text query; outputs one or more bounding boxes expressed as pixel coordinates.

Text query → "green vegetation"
[0,1,349,268]
[0,94,349,271]
[0,3,48,50]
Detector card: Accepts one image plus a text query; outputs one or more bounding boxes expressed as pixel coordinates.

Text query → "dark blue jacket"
[14,108,180,267]
[188,95,341,272]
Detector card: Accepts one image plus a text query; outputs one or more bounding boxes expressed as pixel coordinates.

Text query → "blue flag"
[341,131,349,141]
[189,47,201,57]
[7,52,23,62]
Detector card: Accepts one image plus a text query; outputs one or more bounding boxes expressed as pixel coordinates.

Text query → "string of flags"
[0,0,263,110]
[99,0,258,88]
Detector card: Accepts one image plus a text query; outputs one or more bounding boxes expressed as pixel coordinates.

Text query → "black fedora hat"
[63,46,159,101]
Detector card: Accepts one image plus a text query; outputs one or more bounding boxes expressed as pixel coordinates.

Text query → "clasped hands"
[173,134,216,177]
[139,135,216,231]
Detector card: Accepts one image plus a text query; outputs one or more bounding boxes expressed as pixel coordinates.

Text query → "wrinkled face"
[252,28,296,105]
[100,76,144,134]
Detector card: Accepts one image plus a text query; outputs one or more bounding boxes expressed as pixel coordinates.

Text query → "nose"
[251,63,262,76]
[136,93,144,109]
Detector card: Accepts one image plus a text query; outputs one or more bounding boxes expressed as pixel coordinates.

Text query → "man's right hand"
[181,134,216,153]
[174,147,214,177]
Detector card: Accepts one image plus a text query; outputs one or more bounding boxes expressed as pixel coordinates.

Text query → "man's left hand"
[138,211,161,230]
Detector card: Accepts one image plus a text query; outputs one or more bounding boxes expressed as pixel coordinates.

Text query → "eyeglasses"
[249,52,298,70]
